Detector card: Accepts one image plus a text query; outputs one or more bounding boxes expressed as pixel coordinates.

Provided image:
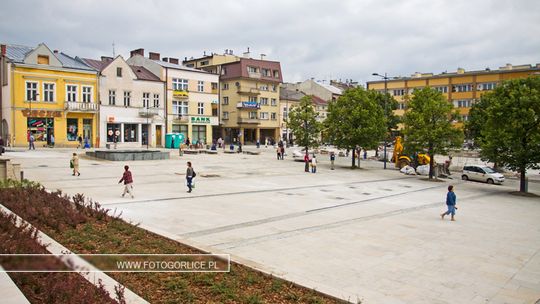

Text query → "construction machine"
[391,136,430,169]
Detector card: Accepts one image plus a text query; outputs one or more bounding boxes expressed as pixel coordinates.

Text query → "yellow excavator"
[391,136,430,169]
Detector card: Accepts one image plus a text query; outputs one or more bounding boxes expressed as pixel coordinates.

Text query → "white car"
[462,165,505,184]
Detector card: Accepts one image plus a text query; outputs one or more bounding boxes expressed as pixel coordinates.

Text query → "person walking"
[71,153,80,176]
[311,155,317,173]
[186,161,195,193]
[330,151,335,170]
[304,152,310,172]
[29,134,35,150]
[118,165,134,198]
[77,135,83,149]
[276,146,281,160]
[441,185,457,221]
[50,134,55,148]
[280,146,285,160]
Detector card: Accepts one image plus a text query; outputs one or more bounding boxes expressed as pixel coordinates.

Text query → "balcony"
[138,107,160,117]
[238,117,260,124]
[172,115,189,123]
[237,86,260,95]
[248,71,262,79]
[236,101,260,109]
[64,101,98,112]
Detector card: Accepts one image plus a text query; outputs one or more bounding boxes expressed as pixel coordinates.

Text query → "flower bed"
[0,181,345,304]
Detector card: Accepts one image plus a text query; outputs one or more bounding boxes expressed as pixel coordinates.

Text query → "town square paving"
[4,147,540,304]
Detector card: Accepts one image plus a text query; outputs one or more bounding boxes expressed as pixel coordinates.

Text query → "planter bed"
[0,180,345,304]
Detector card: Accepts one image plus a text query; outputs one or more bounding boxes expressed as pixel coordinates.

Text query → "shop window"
[172,125,188,141]
[28,118,54,142]
[192,125,207,145]
[124,124,138,142]
[67,118,78,141]
[107,123,121,142]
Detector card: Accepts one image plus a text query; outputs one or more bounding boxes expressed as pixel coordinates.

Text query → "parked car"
[462,165,505,184]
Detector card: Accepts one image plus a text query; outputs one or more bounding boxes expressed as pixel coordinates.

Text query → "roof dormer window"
[37,55,49,65]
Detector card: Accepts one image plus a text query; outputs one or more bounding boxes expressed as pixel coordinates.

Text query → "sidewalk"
[0,265,30,304]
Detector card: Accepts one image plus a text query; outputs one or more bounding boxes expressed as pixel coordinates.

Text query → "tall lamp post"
[372,73,389,169]
[146,103,149,150]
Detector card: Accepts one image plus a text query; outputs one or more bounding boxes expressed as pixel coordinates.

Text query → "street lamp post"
[146,103,149,150]
[372,73,389,169]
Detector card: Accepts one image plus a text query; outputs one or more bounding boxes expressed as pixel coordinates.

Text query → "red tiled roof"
[81,58,112,71]
[130,65,161,82]
[311,95,328,105]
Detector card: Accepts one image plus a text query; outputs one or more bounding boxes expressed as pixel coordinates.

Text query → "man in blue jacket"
[441,185,457,221]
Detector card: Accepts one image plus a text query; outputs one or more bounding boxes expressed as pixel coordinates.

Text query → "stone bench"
[182,149,201,154]
[224,150,236,154]
[205,150,218,155]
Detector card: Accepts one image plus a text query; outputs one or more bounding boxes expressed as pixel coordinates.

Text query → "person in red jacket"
[118,165,134,198]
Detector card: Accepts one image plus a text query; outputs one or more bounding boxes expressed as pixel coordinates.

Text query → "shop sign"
[241,101,260,109]
[173,90,189,98]
[107,116,115,123]
[190,116,211,124]
[22,109,62,118]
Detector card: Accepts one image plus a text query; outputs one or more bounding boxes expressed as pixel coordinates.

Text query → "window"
[398,103,406,110]
[222,83,229,90]
[197,102,204,115]
[172,101,188,116]
[262,68,270,76]
[172,78,188,91]
[479,83,497,91]
[43,83,54,102]
[117,67,122,77]
[435,86,448,93]
[393,89,405,96]
[271,98,277,106]
[197,81,204,92]
[248,96,257,102]
[143,92,150,108]
[260,97,268,106]
[222,111,229,120]
[222,96,229,105]
[271,113,277,120]
[172,125,188,138]
[67,118,78,141]
[82,86,92,103]
[153,94,160,108]
[192,125,207,145]
[249,112,257,119]
[273,70,279,78]
[67,85,77,102]
[123,91,131,106]
[260,84,269,91]
[454,99,473,108]
[200,60,209,66]
[260,112,269,120]
[460,115,469,121]
[124,124,138,142]
[283,108,288,119]
[26,82,38,101]
[272,84,277,92]
[221,67,227,75]
[37,55,49,65]
[106,123,120,142]
[247,66,258,73]
[109,90,116,105]
[452,84,472,92]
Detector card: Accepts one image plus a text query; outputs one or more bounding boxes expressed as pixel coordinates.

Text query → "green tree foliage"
[402,87,463,179]
[368,89,400,133]
[325,87,386,168]
[287,96,322,156]
[468,77,540,192]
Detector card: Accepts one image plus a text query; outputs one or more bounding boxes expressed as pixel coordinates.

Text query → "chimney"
[130,48,144,58]
[53,50,59,54]
[1,44,6,56]
[149,52,160,60]
[169,58,179,64]
[243,47,250,58]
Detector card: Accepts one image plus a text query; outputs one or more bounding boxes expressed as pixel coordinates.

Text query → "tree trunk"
[358,149,361,168]
[428,145,434,180]
[519,166,527,193]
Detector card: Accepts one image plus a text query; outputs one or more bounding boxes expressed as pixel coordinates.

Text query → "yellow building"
[185,51,283,144]
[1,43,99,147]
[367,63,540,124]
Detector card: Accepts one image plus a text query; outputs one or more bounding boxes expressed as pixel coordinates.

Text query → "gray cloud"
[1,0,539,84]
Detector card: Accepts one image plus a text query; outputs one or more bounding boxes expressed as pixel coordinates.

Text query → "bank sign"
[191,116,211,124]
[241,101,260,109]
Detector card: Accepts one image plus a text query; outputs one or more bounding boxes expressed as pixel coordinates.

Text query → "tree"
[287,96,322,158]
[402,87,463,179]
[468,77,540,192]
[325,87,386,168]
[368,89,400,133]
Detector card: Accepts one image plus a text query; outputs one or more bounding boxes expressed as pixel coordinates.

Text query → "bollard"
[525,177,529,193]
[20,170,24,181]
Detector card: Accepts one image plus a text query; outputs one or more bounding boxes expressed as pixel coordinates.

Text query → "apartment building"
[82,55,165,148]
[184,52,283,145]
[0,43,99,147]
[366,63,540,122]
[128,49,219,145]
[279,87,304,143]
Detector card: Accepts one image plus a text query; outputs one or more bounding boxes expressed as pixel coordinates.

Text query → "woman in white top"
[311,155,317,173]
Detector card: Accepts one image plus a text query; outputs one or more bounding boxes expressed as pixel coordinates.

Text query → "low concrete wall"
[0,159,22,181]
[86,150,170,161]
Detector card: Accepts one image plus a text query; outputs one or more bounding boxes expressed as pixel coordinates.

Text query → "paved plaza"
[5,147,540,304]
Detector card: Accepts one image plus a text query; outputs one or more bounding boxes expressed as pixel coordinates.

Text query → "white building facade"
[84,56,165,148]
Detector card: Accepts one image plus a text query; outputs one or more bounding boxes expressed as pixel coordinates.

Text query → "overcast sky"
[1,0,539,84]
